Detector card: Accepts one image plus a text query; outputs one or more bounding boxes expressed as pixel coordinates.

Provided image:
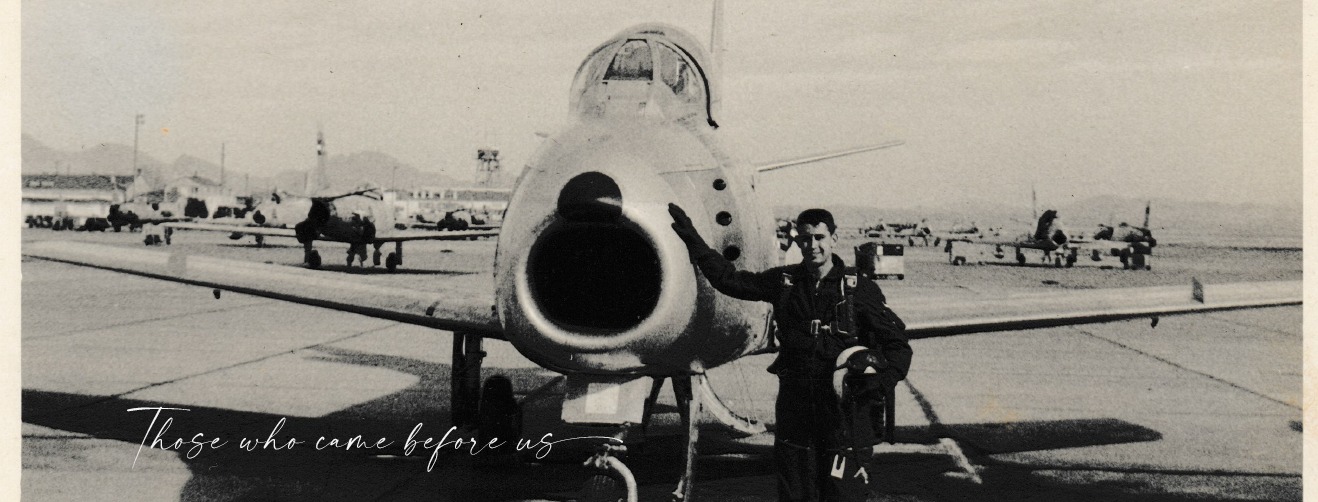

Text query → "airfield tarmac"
[20,227,1302,501]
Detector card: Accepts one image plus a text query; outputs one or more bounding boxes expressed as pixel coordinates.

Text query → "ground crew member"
[346,211,375,266]
[669,204,912,502]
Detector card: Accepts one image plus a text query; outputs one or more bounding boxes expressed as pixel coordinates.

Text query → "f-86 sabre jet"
[24,9,1301,501]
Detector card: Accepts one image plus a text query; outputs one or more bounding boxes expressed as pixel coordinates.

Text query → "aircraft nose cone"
[557,172,622,222]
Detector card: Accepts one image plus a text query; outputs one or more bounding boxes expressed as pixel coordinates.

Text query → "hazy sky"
[21,0,1301,210]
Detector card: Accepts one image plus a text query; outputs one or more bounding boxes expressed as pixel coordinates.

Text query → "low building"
[389,186,510,221]
[21,174,130,219]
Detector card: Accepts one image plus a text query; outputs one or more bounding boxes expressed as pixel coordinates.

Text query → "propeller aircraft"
[161,131,498,271]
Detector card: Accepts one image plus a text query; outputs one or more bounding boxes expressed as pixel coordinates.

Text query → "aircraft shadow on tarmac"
[22,347,1293,501]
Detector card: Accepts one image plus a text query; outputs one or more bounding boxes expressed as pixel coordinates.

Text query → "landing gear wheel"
[307,251,322,269]
[476,376,521,451]
[897,274,905,280]
[373,249,382,266]
[581,443,635,502]
[1016,252,1026,265]
[385,253,398,273]
[581,472,628,502]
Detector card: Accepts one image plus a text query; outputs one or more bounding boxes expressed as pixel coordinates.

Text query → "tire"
[385,253,398,273]
[1016,252,1026,265]
[307,251,322,269]
[476,375,521,447]
[580,473,627,502]
[373,250,383,266]
[897,274,905,280]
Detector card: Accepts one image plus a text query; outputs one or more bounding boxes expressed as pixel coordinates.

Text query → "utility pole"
[133,114,144,177]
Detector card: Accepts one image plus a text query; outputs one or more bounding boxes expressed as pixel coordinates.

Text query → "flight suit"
[690,249,913,502]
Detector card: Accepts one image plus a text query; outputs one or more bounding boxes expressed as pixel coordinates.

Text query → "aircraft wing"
[372,229,499,242]
[164,222,299,238]
[162,223,498,242]
[20,241,1300,344]
[943,236,1058,251]
[22,241,504,339]
[891,280,1301,339]
[411,223,502,232]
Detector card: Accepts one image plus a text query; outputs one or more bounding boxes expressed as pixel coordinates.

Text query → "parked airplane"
[165,186,497,272]
[1068,202,1158,267]
[410,208,501,232]
[23,11,1301,502]
[944,208,1075,266]
[163,132,498,271]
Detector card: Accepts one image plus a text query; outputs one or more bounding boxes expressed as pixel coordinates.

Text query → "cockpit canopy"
[570,24,718,127]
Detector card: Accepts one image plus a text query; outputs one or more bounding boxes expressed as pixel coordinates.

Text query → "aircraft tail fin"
[310,128,333,196]
[1032,185,1038,221]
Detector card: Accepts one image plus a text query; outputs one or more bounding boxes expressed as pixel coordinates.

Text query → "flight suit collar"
[796,254,847,284]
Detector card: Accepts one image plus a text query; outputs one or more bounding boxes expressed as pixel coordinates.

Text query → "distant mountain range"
[20,134,509,195]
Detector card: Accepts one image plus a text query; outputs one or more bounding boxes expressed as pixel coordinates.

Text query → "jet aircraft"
[944,208,1075,266]
[1068,202,1158,268]
[23,11,1302,501]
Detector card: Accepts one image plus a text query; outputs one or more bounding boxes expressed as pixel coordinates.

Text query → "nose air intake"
[529,172,663,333]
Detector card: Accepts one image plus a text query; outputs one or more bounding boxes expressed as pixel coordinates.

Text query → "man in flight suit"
[669,204,912,502]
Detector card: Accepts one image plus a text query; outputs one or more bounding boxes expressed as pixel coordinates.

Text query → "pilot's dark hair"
[795,208,836,234]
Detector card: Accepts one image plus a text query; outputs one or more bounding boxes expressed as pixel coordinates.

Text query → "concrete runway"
[21,230,1301,501]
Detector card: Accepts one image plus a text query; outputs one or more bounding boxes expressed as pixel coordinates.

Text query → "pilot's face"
[794,223,836,269]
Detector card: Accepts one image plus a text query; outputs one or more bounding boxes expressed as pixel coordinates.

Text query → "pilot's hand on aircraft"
[668,203,709,255]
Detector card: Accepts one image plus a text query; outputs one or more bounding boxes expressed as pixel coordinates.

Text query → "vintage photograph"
[16,1,1302,501]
